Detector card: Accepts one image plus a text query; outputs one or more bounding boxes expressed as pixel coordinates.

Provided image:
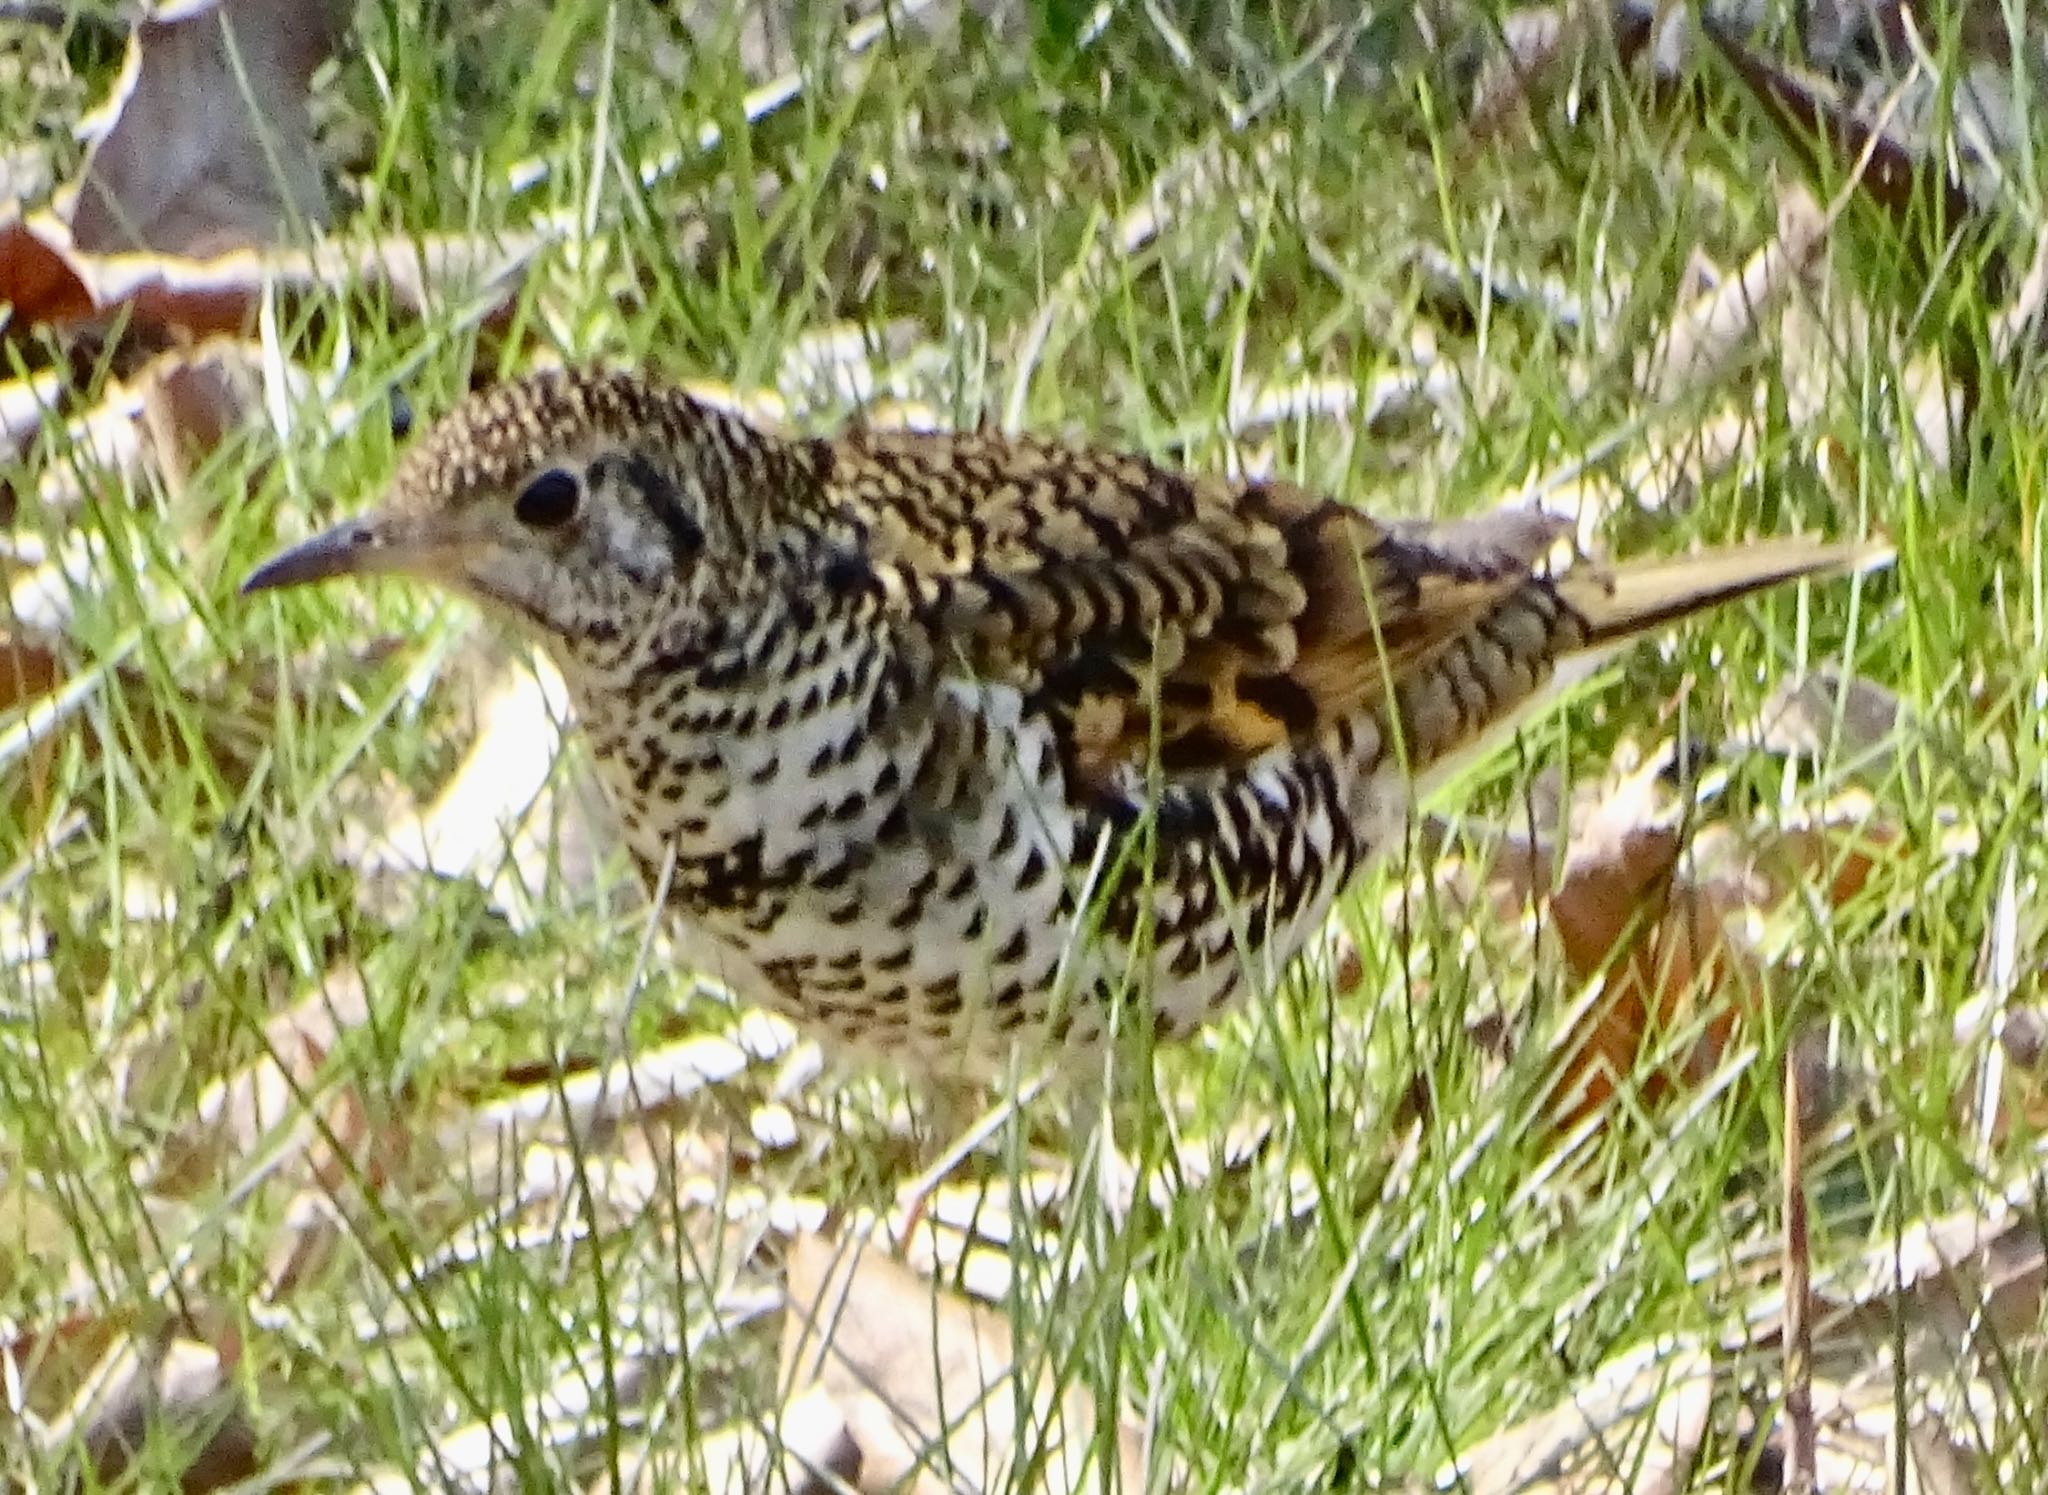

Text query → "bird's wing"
[815,427,1579,793]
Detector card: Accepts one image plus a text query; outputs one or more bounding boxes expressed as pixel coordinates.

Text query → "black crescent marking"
[613,451,704,566]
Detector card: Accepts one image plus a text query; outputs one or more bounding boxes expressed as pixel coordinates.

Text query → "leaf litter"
[5,2,2048,1490]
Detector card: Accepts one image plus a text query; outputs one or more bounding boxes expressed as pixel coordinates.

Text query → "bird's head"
[243,367,810,649]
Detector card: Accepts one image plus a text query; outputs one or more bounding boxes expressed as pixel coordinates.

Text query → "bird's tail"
[1557,535,1895,647]
[1399,531,1892,799]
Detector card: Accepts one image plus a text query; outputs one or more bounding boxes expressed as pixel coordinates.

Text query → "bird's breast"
[571,646,1090,1068]
[569,632,1405,1074]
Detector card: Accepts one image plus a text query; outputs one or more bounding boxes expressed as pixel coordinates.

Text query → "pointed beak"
[241,511,458,596]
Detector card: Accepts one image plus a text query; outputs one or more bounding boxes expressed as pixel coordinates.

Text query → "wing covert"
[816,426,1574,793]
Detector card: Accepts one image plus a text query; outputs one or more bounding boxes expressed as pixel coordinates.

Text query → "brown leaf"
[781,1224,1145,1493]
[0,582,289,827]
[0,627,70,829]
[0,337,261,523]
[0,211,90,325]
[35,1331,259,1495]
[67,0,349,257]
[0,629,63,713]
[1790,1178,2046,1394]
[134,337,265,496]
[257,1189,346,1306]
[460,1025,770,1165]
[2,1309,149,1426]
[1752,810,1901,913]
[1490,749,1899,1133]
[1484,753,1726,1127]
[0,209,542,341]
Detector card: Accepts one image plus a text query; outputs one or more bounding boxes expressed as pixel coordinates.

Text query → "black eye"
[514,469,581,529]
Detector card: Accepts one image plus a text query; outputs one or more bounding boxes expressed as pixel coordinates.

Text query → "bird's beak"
[241,511,460,596]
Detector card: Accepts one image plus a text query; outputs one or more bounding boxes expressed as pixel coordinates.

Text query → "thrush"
[244,366,1887,1078]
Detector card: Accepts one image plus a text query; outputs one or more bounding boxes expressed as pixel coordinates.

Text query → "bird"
[243,365,1889,1082]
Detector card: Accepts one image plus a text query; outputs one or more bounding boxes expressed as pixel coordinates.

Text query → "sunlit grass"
[4,1,2046,1488]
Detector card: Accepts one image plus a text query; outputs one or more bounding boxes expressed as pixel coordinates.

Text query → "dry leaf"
[35,1331,259,1494]
[781,1224,1145,1493]
[0,627,71,828]
[1444,1339,1713,1495]
[0,211,542,340]
[1742,668,1908,777]
[403,1338,677,1490]
[1520,181,1834,537]
[1819,1180,2047,1362]
[0,337,268,524]
[1700,16,1982,266]
[152,963,394,1196]
[0,629,64,713]
[1796,1375,1988,1495]
[1487,752,1742,1128]
[1641,183,1831,408]
[67,0,349,256]
[672,1384,864,1495]
[0,209,86,324]
[464,1026,765,1144]
[1488,747,1899,1133]
[1957,991,2048,1148]
[134,337,266,495]
[257,1188,346,1305]
[348,653,623,931]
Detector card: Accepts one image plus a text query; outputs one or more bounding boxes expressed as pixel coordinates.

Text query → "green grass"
[5,1,2048,1489]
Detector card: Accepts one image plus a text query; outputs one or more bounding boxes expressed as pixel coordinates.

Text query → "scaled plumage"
[245,367,1888,1074]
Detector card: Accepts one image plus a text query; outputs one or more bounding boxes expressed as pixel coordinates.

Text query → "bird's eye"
[514,469,581,529]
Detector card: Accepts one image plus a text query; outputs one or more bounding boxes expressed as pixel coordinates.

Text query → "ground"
[1,2,2045,1490]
